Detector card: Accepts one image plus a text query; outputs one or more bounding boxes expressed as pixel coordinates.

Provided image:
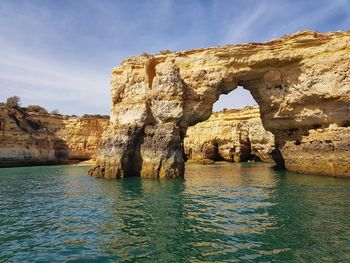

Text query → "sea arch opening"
[184,86,277,166]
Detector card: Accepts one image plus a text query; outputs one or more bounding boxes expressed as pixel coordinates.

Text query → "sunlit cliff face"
[184,105,275,163]
[0,105,109,166]
[91,30,350,179]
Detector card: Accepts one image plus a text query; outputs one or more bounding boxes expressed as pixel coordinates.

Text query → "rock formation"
[184,106,275,163]
[0,105,109,166]
[92,30,350,178]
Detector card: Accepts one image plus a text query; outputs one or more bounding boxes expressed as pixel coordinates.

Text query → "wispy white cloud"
[0,0,349,114]
[220,0,350,45]
[276,0,350,35]
[221,0,271,44]
[0,46,110,115]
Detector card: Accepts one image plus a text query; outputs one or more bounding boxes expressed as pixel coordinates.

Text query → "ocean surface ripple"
[0,163,350,262]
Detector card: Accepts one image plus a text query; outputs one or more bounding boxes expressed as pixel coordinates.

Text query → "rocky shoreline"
[1,31,349,178]
[0,104,275,169]
[0,105,108,167]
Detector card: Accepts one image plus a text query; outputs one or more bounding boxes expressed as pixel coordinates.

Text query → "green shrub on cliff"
[6,96,21,108]
[82,114,109,119]
[27,105,48,114]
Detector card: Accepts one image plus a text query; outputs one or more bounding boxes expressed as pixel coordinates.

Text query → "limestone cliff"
[29,113,109,161]
[184,106,275,163]
[0,105,109,166]
[91,30,350,178]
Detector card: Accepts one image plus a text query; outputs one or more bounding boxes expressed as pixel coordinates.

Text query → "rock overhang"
[91,30,350,178]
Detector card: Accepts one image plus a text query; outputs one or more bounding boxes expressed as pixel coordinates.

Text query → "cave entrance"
[184,86,275,164]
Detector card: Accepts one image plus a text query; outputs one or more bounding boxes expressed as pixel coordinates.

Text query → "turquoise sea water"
[0,163,350,262]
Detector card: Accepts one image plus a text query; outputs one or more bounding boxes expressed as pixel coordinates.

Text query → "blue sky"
[0,0,349,115]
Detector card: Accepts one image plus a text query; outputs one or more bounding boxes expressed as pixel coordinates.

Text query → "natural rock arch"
[90,30,350,178]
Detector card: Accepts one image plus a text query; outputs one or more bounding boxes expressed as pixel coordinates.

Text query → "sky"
[0,0,349,115]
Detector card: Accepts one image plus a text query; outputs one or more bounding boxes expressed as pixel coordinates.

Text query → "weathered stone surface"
[0,106,59,166]
[275,125,350,177]
[30,113,109,161]
[184,106,275,163]
[141,123,185,178]
[0,105,109,166]
[94,30,350,178]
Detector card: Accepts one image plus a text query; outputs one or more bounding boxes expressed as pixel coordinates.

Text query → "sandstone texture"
[0,105,109,166]
[184,106,275,163]
[92,30,350,178]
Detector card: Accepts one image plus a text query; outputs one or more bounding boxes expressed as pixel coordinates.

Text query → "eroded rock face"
[30,113,109,161]
[184,106,275,163]
[94,30,350,178]
[0,106,60,166]
[0,106,109,166]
